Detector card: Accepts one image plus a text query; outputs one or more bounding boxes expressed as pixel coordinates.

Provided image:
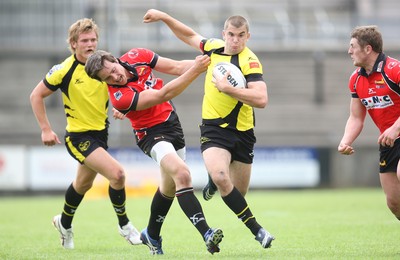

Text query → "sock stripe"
[176,187,194,197]
[237,206,249,217]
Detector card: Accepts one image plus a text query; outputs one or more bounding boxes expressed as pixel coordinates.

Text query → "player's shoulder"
[203,38,224,51]
[349,68,360,78]
[46,55,76,80]
[238,47,262,74]
[384,56,400,72]
[238,47,259,61]
[121,48,156,62]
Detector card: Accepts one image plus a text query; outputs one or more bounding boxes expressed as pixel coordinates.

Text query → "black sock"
[147,188,174,239]
[109,186,129,227]
[176,187,209,237]
[61,183,84,229]
[222,187,261,236]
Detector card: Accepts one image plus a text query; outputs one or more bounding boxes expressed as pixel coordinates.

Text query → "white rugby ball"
[212,62,247,88]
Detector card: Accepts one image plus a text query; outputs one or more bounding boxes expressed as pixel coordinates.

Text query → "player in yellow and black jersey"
[30,18,141,250]
[144,9,275,249]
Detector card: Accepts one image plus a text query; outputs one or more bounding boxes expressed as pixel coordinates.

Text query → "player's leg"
[52,163,95,250]
[150,141,223,254]
[229,160,251,196]
[84,147,141,245]
[141,168,174,255]
[202,147,234,196]
[380,171,400,219]
[204,148,274,248]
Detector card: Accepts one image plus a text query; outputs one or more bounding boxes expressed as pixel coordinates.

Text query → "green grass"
[1,188,399,259]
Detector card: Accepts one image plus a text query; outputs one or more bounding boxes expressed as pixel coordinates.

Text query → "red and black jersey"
[349,53,400,135]
[108,48,175,133]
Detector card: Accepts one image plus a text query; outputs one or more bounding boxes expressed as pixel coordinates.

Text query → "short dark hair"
[351,25,383,53]
[224,15,249,32]
[85,50,118,81]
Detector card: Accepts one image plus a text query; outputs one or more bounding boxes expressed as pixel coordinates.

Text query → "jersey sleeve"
[202,38,224,56]
[125,48,159,69]
[139,48,159,68]
[108,86,139,113]
[385,59,400,85]
[348,70,359,98]
[43,63,65,91]
[240,49,264,83]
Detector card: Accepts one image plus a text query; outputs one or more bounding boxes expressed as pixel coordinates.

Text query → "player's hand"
[41,129,61,146]
[212,71,232,93]
[378,125,398,147]
[143,9,166,23]
[112,108,125,120]
[338,142,354,155]
[192,55,210,73]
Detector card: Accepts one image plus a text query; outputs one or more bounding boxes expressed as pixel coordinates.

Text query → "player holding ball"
[143,9,274,249]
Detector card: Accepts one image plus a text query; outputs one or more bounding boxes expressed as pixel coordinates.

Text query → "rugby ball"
[212,62,247,88]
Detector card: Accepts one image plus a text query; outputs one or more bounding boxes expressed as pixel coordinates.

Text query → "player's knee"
[174,168,192,186]
[110,167,126,186]
[211,171,230,188]
[386,197,400,215]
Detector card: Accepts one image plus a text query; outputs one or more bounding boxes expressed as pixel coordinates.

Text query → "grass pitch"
[1,188,399,259]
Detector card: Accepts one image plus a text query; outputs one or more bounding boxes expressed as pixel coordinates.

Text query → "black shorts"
[136,118,185,158]
[379,138,400,173]
[199,124,256,164]
[65,129,108,164]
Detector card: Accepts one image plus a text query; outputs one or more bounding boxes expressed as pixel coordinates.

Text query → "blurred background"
[1,0,399,194]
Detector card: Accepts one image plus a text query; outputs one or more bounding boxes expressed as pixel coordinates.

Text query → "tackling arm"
[135,55,210,110]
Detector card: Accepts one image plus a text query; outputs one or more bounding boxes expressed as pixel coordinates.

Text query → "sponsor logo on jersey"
[387,61,399,69]
[47,64,63,76]
[379,160,386,167]
[377,61,384,72]
[374,79,385,85]
[127,50,139,59]
[249,62,260,68]
[75,78,84,84]
[114,90,122,101]
[361,95,393,109]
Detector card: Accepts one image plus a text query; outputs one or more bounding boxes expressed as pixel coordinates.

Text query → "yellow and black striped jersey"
[44,54,109,133]
[201,38,264,131]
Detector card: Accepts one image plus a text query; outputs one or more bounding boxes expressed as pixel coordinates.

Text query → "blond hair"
[67,18,99,54]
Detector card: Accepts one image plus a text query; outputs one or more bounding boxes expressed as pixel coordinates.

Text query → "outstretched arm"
[143,9,204,52]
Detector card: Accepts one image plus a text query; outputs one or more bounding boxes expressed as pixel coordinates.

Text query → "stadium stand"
[0,0,399,147]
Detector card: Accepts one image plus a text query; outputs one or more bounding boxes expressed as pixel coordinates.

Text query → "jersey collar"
[359,52,386,76]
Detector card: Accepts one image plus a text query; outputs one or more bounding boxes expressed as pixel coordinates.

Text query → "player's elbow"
[254,96,268,108]
[29,89,40,105]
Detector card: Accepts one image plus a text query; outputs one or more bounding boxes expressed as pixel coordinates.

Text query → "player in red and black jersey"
[86,49,224,255]
[339,25,400,221]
